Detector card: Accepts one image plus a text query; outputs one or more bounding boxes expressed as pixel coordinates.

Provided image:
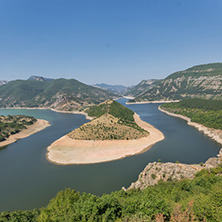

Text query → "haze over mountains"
[0,63,222,110]
[0,77,116,111]
[127,63,222,102]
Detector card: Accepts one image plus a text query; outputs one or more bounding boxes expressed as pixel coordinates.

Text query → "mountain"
[130,63,222,102]
[124,79,160,97]
[93,83,129,95]
[0,78,117,111]
[28,75,54,81]
[0,80,8,86]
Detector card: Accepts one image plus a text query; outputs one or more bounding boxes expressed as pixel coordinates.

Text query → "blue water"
[0,99,220,211]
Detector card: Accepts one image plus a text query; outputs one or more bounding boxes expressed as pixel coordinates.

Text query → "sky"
[0,0,222,86]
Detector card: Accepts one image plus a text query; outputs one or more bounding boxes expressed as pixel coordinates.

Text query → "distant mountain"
[124,79,160,97]
[93,83,129,95]
[0,78,117,111]
[129,63,222,102]
[0,80,8,86]
[28,75,54,82]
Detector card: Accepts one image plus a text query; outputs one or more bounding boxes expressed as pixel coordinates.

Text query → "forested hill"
[128,63,222,102]
[1,165,222,221]
[161,98,222,130]
[68,100,148,140]
[0,78,117,111]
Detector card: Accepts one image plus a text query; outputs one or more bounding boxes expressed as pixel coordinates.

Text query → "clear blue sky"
[0,0,222,86]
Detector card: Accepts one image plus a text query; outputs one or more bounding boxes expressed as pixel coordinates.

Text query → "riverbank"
[46,113,164,165]
[1,107,93,120]
[126,100,180,105]
[158,107,222,145]
[0,119,50,148]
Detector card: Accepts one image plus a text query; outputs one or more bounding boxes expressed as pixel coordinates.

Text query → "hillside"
[0,115,37,142]
[124,79,160,98]
[68,100,149,140]
[0,78,116,111]
[130,63,222,102]
[1,164,222,221]
[93,83,128,95]
[0,80,8,86]
[161,99,222,130]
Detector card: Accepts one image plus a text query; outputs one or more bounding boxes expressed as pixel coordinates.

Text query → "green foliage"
[161,99,222,130]
[85,100,146,133]
[0,79,116,109]
[2,167,222,221]
[131,63,222,102]
[0,115,37,141]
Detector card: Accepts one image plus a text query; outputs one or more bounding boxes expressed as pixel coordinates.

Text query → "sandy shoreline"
[158,107,222,146]
[126,100,180,105]
[47,113,165,165]
[0,119,50,148]
[1,107,93,120]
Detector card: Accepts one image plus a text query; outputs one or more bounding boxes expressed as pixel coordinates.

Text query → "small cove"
[0,99,220,212]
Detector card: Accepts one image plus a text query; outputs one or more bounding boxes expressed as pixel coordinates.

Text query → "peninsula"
[0,115,50,147]
[47,100,164,164]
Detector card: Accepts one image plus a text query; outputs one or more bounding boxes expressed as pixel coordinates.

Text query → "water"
[0,99,220,212]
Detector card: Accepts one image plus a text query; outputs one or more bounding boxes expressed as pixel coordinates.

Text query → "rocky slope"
[0,78,116,111]
[125,79,160,98]
[128,149,222,190]
[93,83,128,95]
[0,80,8,86]
[129,63,222,102]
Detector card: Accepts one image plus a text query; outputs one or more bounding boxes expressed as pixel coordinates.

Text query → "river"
[0,98,220,211]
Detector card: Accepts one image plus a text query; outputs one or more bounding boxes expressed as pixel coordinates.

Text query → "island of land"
[47,100,164,164]
[0,115,50,147]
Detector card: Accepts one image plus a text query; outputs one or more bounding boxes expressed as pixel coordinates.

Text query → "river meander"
[0,98,220,211]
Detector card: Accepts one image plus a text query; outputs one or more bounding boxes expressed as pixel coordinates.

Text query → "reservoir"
[0,98,220,212]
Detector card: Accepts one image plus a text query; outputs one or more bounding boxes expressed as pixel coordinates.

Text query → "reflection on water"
[0,100,220,211]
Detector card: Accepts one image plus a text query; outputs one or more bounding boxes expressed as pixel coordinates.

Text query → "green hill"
[1,166,222,221]
[0,78,117,111]
[129,63,222,102]
[0,115,37,142]
[68,100,148,140]
[161,98,222,130]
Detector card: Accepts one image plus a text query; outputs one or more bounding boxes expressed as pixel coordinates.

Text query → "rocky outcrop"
[130,63,222,102]
[128,149,222,190]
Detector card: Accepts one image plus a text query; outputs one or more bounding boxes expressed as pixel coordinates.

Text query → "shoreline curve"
[158,106,222,146]
[46,113,165,165]
[126,100,180,105]
[0,119,50,148]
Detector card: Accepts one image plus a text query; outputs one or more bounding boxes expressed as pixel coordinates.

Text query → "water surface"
[0,99,220,211]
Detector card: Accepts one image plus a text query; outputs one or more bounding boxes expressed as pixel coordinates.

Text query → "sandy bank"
[126,100,180,105]
[158,107,222,146]
[47,113,164,165]
[50,109,94,120]
[2,107,93,120]
[0,119,50,148]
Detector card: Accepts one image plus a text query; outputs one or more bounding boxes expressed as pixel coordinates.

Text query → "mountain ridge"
[129,63,222,102]
[0,78,117,111]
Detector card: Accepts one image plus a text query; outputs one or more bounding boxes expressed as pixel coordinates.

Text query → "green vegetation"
[69,100,148,140]
[86,100,142,131]
[1,166,222,221]
[0,79,116,111]
[129,63,222,102]
[0,115,37,142]
[161,99,222,130]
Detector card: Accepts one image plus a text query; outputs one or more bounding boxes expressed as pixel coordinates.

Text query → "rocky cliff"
[129,63,222,102]
[128,149,222,190]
